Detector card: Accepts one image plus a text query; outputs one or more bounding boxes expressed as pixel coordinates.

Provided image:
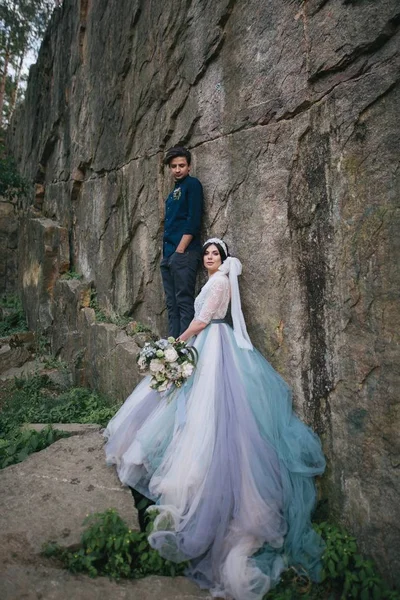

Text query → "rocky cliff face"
[7,0,400,585]
[0,195,18,295]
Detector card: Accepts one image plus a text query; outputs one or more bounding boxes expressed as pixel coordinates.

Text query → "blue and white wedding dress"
[104,258,326,600]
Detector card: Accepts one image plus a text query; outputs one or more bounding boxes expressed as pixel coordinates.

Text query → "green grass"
[89,289,154,332]
[89,290,132,327]
[60,269,83,281]
[0,426,70,469]
[42,509,400,599]
[0,374,120,437]
[0,139,30,199]
[42,509,186,580]
[0,295,28,337]
[264,522,399,599]
[125,320,154,335]
[0,374,120,470]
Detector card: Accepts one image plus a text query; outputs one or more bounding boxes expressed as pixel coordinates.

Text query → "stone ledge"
[0,565,212,600]
[0,344,32,375]
[21,423,103,436]
[0,429,211,599]
[0,431,136,557]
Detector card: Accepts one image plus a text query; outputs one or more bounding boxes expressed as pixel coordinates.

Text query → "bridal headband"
[203,238,228,256]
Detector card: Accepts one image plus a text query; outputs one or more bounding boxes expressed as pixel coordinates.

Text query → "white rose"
[138,356,146,369]
[164,347,179,363]
[149,359,164,373]
[182,362,194,378]
[158,381,170,392]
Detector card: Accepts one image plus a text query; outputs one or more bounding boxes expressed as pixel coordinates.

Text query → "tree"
[0,0,56,127]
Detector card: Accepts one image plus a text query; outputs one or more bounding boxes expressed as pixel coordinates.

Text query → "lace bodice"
[194,273,230,324]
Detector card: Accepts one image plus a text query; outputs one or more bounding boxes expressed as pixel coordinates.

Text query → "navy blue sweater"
[163,175,203,258]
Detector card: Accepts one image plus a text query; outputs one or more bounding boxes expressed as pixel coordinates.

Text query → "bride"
[104,238,326,600]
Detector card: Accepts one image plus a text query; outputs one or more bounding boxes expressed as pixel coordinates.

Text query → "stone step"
[0,429,210,599]
[0,359,46,381]
[0,565,211,600]
[21,423,103,436]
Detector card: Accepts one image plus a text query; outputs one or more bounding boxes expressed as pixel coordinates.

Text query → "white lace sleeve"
[195,276,230,324]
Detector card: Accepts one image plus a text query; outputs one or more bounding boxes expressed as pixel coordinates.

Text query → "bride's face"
[203,244,222,275]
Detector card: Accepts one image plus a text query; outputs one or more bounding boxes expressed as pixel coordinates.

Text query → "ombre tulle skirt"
[104,323,326,600]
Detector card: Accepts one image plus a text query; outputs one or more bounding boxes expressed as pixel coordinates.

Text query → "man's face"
[169,156,190,181]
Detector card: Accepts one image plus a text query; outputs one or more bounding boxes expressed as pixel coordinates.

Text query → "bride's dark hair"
[202,240,229,263]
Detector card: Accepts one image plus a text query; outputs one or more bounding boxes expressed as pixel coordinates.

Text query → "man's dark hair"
[164,145,192,166]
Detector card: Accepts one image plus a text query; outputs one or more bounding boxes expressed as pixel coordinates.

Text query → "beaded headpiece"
[203,237,228,256]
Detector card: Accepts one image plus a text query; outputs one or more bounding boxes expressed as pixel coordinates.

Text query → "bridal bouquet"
[136,337,197,394]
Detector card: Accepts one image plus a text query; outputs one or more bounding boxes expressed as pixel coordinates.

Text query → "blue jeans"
[160,250,201,338]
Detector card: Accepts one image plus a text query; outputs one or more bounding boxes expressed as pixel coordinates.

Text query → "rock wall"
[0,195,19,294]
[8,0,400,585]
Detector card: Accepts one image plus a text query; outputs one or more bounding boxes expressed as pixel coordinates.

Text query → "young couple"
[105,147,326,600]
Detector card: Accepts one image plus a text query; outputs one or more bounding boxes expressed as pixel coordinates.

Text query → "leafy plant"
[314,522,399,600]
[265,523,400,600]
[0,374,120,437]
[42,508,186,580]
[60,269,83,281]
[264,568,314,600]
[0,294,22,310]
[33,332,50,356]
[0,425,69,469]
[0,294,28,336]
[89,289,112,323]
[31,331,70,370]
[0,374,119,471]
[48,387,119,427]
[89,289,136,327]
[126,320,154,336]
[42,355,69,370]
[0,140,29,197]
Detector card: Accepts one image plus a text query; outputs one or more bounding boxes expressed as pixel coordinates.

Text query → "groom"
[160,145,203,338]
[131,147,203,530]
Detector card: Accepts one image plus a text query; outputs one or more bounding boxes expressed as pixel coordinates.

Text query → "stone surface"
[7,331,35,348]
[0,196,19,295]
[22,422,102,435]
[0,431,209,600]
[0,358,45,381]
[45,365,74,389]
[6,0,400,585]
[19,217,69,331]
[50,279,142,399]
[0,332,35,376]
[0,431,136,556]
[0,343,32,375]
[0,566,211,600]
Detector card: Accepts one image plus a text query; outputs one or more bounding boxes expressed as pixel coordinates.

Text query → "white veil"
[218,257,253,351]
